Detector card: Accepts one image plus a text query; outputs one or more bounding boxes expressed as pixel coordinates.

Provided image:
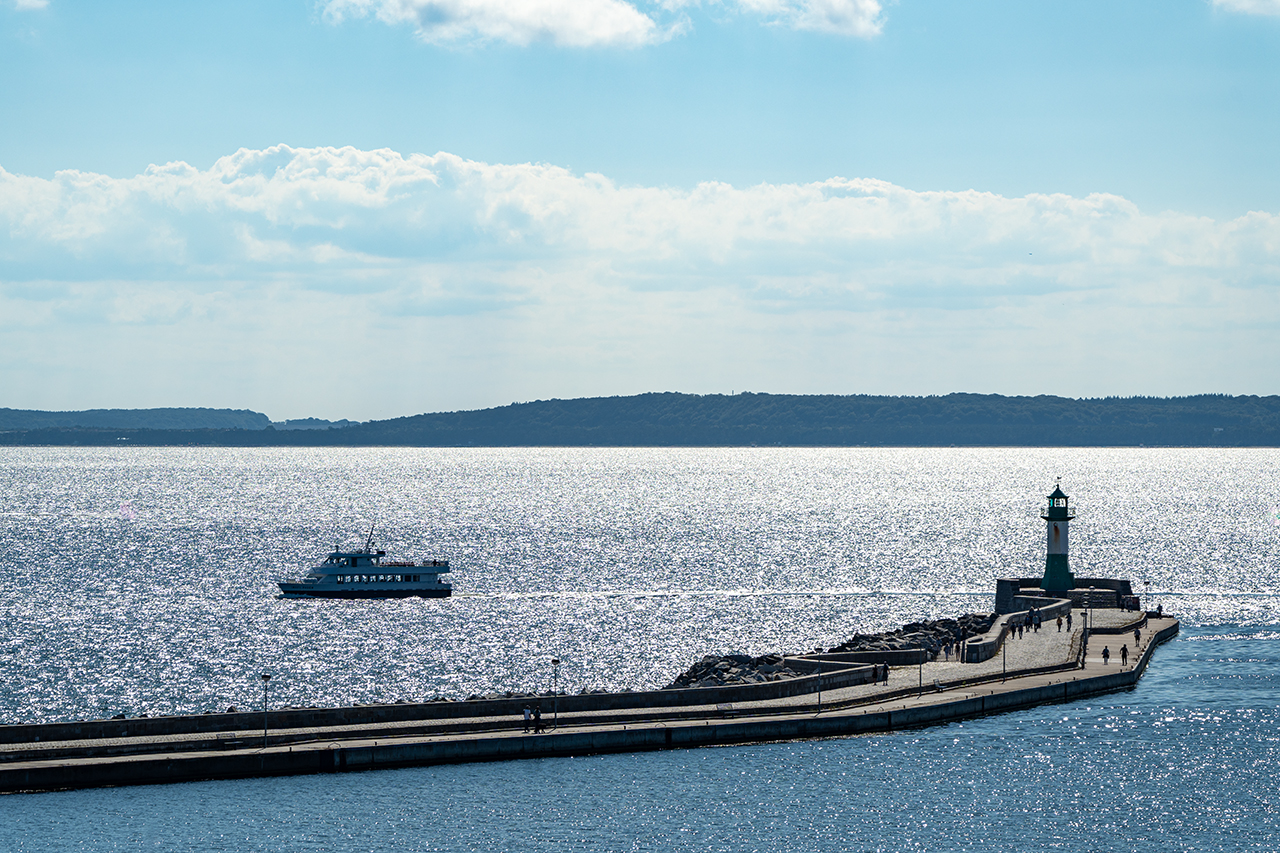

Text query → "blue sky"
[2,0,1279,419]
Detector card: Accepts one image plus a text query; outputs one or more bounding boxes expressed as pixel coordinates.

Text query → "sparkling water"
[1,447,1278,851]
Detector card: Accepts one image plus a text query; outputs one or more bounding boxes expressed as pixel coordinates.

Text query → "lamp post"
[1002,631,1007,682]
[1088,585,1094,638]
[260,673,271,750]
[550,658,560,729]
[1084,586,1094,667]
[816,655,822,714]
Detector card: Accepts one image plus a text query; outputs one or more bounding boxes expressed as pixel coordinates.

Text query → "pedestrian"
[1033,612,1040,633]
[1102,646,1111,666]
[1017,622,1023,640]
[1121,644,1129,666]
[1134,627,1142,645]
[1066,612,1073,630]
[882,663,890,684]
[1056,615,1063,633]
[943,643,951,662]
[523,705,532,733]
[1157,604,1163,617]
[533,705,543,733]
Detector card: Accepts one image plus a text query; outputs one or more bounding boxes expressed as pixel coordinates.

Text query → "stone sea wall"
[828,614,998,658]
[664,613,1000,691]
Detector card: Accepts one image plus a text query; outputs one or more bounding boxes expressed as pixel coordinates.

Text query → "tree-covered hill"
[2,393,1278,446]
[0,407,271,431]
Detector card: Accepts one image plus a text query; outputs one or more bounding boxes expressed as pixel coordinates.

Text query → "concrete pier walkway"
[0,617,1178,794]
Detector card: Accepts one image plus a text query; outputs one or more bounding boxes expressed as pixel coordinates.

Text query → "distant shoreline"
[3,392,1279,447]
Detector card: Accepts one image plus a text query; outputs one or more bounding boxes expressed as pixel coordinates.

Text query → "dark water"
[1,448,1278,850]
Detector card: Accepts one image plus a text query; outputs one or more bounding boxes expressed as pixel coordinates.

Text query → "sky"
[1,0,1279,421]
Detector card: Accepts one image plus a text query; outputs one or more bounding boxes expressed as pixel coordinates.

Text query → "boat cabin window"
[330,572,423,584]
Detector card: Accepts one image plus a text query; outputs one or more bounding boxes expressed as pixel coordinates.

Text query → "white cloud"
[3,144,1274,290]
[320,0,883,46]
[2,145,1278,414]
[1213,0,1280,16]
[735,0,882,37]
[322,0,672,47]
[13,0,49,9]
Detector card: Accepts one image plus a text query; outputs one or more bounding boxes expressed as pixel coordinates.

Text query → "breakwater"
[0,617,1178,794]
[5,611,1008,748]
[0,659,880,748]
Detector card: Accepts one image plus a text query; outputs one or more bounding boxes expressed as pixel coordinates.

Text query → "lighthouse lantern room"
[1041,480,1076,593]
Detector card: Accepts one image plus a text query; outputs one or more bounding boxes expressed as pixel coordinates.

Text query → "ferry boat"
[278,532,452,599]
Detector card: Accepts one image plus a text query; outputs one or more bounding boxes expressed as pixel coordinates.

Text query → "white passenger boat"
[278,531,452,599]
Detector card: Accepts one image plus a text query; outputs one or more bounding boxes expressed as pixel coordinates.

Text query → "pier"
[0,611,1177,794]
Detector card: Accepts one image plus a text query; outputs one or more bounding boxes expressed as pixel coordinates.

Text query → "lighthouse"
[1041,481,1076,592]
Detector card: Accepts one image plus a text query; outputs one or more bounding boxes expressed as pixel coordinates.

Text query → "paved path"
[1,616,1174,773]
[1,619,1179,783]
[0,620,1084,760]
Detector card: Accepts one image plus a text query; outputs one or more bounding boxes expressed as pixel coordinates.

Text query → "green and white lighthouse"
[1041,480,1076,593]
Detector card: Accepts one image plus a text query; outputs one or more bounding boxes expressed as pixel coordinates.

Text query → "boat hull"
[278,584,451,599]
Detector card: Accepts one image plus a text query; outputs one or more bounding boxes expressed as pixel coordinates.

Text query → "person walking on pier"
[523,705,532,733]
[1067,611,1073,631]
[1102,646,1111,666]
[1121,644,1129,667]
[1134,626,1142,646]
[533,705,544,733]
[1057,615,1063,633]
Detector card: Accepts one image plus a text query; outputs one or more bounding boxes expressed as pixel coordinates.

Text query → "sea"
[1,447,1278,851]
